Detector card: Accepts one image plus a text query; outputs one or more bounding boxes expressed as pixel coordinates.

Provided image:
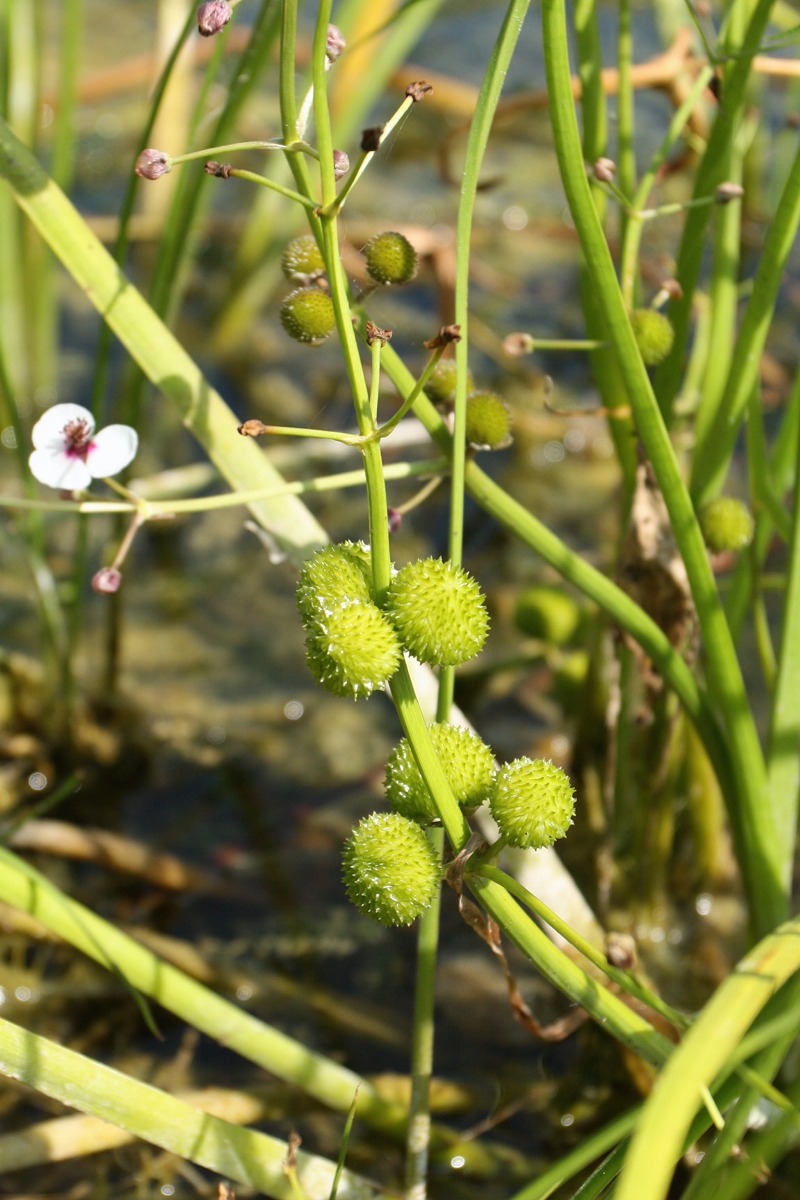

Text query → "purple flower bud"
[135,148,171,180]
[92,567,122,595]
[197,1,232,37]
[326,24,346,61]
[388,508,403,535]
[333,149,350,181]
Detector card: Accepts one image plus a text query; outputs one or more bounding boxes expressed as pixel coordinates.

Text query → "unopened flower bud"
[333,149,350,181]
[388,507,402,534]
[92,567,122,595]
[593,157,616,183]
[715,181,744,205]
[326,24,346,61]
[197,1,232,37]
[135,148,171,180]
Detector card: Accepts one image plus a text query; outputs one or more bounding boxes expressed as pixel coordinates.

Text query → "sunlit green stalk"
[765,401,800,850]
[0,1014,384,1200]
[690,138,800,505]
[614,914,800,1200]
[653,0,777,422]
[376,338,734,814]
[404,830,443,1200]
[0,845,406,1135]
[540,0,783,936]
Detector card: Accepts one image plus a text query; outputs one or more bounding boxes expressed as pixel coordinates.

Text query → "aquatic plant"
[1,0,800,1198]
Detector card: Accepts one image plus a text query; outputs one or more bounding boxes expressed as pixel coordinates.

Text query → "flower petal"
[29,448,92,490]
[31,403,95,450]
[86,425,139,478]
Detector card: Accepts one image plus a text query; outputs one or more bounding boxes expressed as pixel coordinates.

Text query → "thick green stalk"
[653,0,777,422]
[0,1015,384,1200]
[0,845,406,1135]
[376,339,734,812]
[765,405,800,849]
[690,139,800,504]
[540,0,784,935]
[404,830,443,1200]
[614,914,800,1200]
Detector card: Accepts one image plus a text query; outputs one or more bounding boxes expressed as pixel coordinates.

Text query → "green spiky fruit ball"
[342,812,440,925]
[297,542,373,625]
[465,391,512,450]
[385,558,489,667]
[385,723,496,822]
[364,232,418,286]
[280,286,336,344]
[304,599,401,700]
[281,235,325,282]
[630,309,674,366]
[700,497,755,553]
[514,586,583,646]
[425,359,474,407]
[490,757,575,849]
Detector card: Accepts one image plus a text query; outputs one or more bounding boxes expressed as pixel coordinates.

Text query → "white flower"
[29,403,138,490]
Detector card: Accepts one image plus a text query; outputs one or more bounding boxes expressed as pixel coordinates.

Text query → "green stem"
[404,830,443,1200]
[540,0,783,935]
[217,166,319,209]
[0,1014,384,1200]
[653,0,778,422]
[690,139,800,505]
[765,395,800,850]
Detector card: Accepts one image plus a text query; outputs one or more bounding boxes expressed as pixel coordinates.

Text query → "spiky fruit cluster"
[630,309,674,366]
[342,812,440,925]
[514,586,583,646]
[281,235,325,283]
[465,391,512,450]
[364,232,418,286]
[280,287,336,344]
[700,497,755,553]
[385,558,489,666]
[489,758,575,849]
[298,544,401,700]
[425,359,474,408]
[297,541,373,624]
[385,723,496,822]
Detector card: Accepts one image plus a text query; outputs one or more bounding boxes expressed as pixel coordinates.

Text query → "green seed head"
[297,542,373,624]
[630,309,675,366]
[280,286,336,344]
[490,757,575,849]
[281,235,325,282]
[514,586,583,646]
[385,558,489,666]
[342,812,440,925]
[465,391,512,450]
[304,599,402,700]
[425,359,474,408]
[364,232,418,286]
[385,723,496,822]
[700,497,755,553]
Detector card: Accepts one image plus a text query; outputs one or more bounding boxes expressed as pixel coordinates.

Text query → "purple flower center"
[62,418,95,461]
